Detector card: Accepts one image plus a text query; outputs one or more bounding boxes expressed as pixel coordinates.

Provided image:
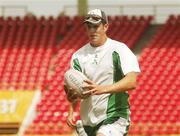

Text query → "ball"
[64,69,89,98]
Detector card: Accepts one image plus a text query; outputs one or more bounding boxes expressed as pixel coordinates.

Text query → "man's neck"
[90,36,108,47]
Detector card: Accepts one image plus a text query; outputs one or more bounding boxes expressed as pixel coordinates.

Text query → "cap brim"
[83,18,102,26]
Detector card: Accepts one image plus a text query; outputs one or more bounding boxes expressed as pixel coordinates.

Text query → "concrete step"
[133,24,162,55]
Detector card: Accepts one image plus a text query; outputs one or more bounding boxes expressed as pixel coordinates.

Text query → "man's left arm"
[104,71,139,93]
[83,71,139,95]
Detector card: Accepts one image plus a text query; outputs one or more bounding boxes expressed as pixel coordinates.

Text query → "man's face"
[85,23,108,46]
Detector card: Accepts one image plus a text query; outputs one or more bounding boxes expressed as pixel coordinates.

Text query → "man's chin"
[90,40,99,46]
[90,42,99,47]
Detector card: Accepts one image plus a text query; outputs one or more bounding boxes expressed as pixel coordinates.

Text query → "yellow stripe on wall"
[0,90,35,123]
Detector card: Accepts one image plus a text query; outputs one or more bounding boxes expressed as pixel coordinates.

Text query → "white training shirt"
[70,38,140,127]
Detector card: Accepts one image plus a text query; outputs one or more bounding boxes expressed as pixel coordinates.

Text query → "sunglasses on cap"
[85,15,102,21]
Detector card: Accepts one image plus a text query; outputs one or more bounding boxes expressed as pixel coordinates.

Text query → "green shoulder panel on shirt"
[73,58,82,72]
[105,51,130,124]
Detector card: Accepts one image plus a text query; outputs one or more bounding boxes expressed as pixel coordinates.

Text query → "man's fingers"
[64,85,69,93]
[82,84,94,90]
[64,86,75,94]
[67,118,76,128]
[67,94,78,102]
[82,90,91,95]
[66,89,79,102]
[84,79,93,84]
[64,86,79,102]
[82,89,96,95]
[68,91,78,98]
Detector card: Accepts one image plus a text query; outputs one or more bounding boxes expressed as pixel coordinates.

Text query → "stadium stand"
[128,15,180,135]
[0,16,64,90]
[0,14,179,135]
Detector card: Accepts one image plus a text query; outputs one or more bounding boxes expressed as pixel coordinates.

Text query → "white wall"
[0,0,180,23]
[88,0,180,23]
[0,0,77,17]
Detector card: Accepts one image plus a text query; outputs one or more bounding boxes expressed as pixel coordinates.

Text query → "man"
[65,9,140,136]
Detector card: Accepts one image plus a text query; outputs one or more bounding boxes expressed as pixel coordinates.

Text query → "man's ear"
[104,23,109,32]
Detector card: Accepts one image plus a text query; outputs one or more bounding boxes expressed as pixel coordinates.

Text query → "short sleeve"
[70,54,82,72]
[118,44,140,75]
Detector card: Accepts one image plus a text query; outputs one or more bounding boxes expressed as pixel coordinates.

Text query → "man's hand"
[82,80,109,95]
[64,84,79,102]
[67,110,76,128]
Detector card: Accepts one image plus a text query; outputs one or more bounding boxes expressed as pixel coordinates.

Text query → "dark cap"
[84,9,108,25]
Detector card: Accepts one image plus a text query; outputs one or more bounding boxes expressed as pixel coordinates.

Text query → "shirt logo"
[92,54,98,65]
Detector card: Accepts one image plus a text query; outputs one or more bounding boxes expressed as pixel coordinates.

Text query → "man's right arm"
[66,53,81,127]
[67,100,78,128]
[64,84,79,128]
